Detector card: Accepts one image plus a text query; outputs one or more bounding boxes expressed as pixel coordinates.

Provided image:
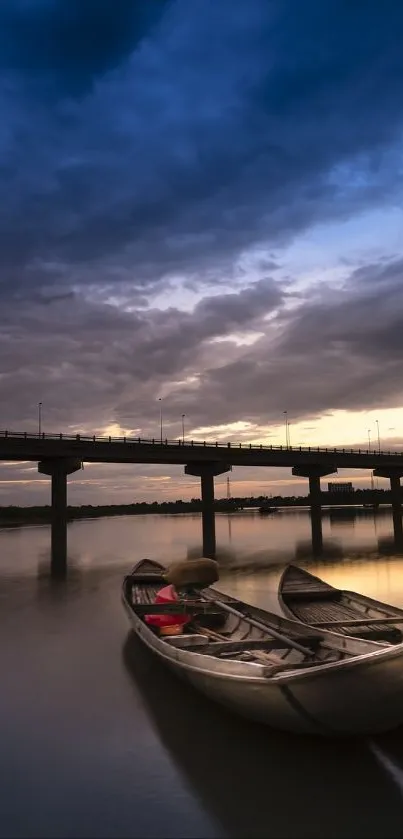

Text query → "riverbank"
[0,492,394,529]
[0,499,237,528]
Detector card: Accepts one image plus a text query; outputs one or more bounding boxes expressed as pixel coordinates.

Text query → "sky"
[1,0,403,505]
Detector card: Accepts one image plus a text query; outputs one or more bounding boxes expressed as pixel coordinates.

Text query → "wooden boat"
[122,558,403,736]
[279,564,403,643]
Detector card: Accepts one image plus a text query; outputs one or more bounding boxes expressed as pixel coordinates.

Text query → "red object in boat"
[145,584,189,631]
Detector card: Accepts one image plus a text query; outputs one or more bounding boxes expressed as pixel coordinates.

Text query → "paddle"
[206,597,316,657]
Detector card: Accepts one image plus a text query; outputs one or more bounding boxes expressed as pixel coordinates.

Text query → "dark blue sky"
[1,0,403,502]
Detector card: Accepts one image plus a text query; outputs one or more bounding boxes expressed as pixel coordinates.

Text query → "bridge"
[1,429,403,573]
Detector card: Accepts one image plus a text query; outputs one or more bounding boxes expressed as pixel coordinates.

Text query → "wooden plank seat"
[338,625,402,642]
[132,601,223,617]
[127,572,165,584]
[311,616,403,627]
[284,588,341,602]
[164,634,211,648]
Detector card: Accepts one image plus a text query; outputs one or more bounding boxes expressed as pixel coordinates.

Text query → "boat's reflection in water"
[122,632,403,839]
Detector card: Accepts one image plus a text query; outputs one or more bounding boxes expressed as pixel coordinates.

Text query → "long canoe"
[122,559,403,736]
[278,564,403,643]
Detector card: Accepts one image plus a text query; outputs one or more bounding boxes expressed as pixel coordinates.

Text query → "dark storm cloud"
[2,256,403,439]
[0,0,403,296]
[183,257,403,428]
[0,1,170,96]
[0,277,282,431]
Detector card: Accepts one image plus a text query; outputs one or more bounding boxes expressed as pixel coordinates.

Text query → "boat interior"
[124,560,378,674]
[280,565,403,643]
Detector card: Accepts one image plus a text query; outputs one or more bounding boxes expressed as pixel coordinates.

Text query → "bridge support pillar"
[292,465,337,556]
[38,458,82,576]
[374,468,403,549]
[185,462,231,559]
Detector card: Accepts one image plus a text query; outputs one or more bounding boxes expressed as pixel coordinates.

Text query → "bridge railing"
[0,429,401,457]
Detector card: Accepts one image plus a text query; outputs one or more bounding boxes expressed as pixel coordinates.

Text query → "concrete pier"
[292,466,336,510]
[185,462,230,558]
[374,468,403,550]
[38,458,81,575]
[292,465,337,556]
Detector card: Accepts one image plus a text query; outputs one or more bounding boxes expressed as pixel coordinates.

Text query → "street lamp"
[367,429,371,451]
[181,413,185,444]
[38,402,42,436]
[283,411,289,448]
[376,419,381,454]
[158,398,163,443]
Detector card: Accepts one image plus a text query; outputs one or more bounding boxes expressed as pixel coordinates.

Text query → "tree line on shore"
[0,486,399,525]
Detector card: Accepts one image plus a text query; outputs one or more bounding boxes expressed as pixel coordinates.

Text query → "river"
[2,507,403,838]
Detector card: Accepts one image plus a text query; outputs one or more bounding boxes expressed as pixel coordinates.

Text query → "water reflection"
[36,555,132,598]
[310,507,323,555]
[2,505,402,578]
[391,512,403,552]
[329,507,358,526]
[295,537,343,561]
[378,536,403,556]
[123,632,403,839]
[3,514,403,837]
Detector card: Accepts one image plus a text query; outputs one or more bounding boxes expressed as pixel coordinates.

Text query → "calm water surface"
[2,508,403,838]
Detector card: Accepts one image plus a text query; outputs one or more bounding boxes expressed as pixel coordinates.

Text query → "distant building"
[328,482,354,493]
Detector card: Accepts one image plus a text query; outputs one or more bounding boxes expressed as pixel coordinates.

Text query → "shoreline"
[0,500,393,530]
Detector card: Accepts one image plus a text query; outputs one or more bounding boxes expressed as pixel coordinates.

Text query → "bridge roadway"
[1,429,403,468]
[1,430,403,573]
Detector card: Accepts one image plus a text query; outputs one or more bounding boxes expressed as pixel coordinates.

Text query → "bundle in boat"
[164,558,223,629]
[164,558,219,589]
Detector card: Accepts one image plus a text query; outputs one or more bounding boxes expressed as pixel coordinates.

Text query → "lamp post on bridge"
[283,411,289,448]
[376,419,381,454]
[38,402,42,436]
[181,413,185,444]
[368,429,371,451]
[158,398,163,444]
[283,411,291,448]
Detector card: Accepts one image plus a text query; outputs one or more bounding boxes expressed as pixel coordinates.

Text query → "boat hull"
[123,592,403,736]
[278,564,403,643]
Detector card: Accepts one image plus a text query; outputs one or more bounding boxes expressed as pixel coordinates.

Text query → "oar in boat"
[207,597,316,657]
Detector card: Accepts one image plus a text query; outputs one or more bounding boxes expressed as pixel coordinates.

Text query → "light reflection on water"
[2,509,403,837]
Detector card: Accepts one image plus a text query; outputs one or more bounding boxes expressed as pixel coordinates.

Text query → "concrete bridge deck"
[1,429,403,469]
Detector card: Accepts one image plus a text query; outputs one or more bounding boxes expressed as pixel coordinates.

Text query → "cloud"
[2,255,403,440]
[0,277,282,430]
[0,1,170,96]
[183,257,403,427]
[0,0,403,299]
